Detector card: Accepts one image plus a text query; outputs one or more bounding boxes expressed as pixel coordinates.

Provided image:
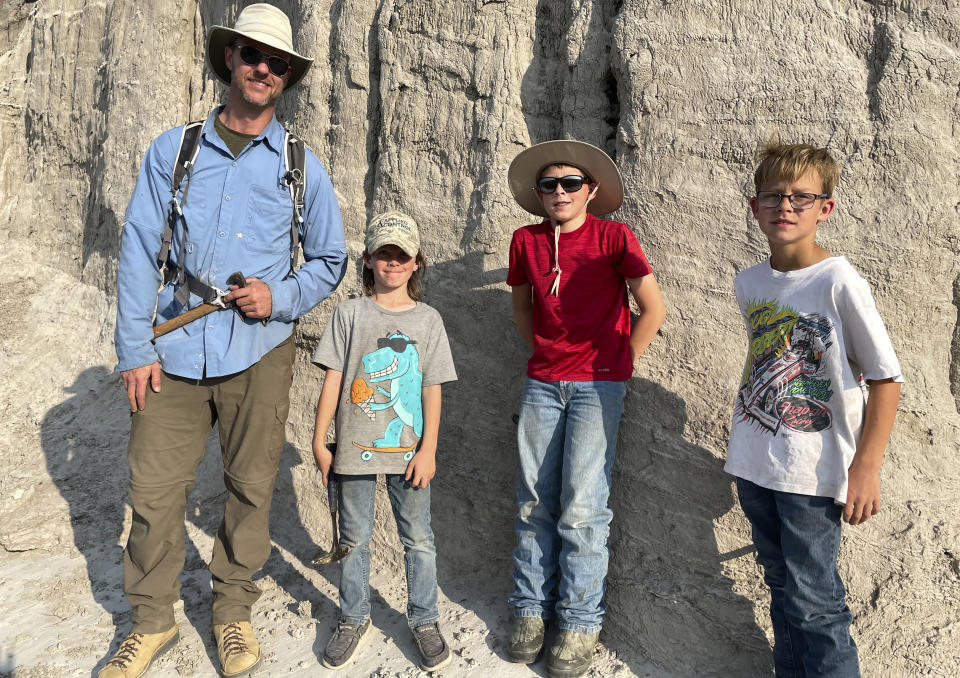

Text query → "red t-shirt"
[507,213,652,381]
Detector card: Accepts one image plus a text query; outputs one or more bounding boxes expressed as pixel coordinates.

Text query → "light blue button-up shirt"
[115,108,347,378]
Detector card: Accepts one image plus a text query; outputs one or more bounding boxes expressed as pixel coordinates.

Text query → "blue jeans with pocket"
[736,477,861,678]
[509,377,626,633]
[337,474,438,628]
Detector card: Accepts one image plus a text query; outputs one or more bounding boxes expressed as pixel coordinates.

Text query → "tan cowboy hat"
[207,3,312,90]
[507,140,624,217]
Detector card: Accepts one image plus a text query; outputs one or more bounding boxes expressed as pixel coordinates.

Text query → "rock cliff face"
[1,1,958,675]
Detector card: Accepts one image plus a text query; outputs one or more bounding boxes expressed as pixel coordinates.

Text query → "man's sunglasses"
[536,175,591,194]
[238,45,290,78]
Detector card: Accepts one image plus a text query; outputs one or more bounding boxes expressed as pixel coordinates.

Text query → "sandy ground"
[0,245,676,677]
[0,548,669,678]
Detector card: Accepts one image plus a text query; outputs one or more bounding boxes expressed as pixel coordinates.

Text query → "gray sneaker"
[322,619,371,670]
[546,629,599,678]
[412,623,452,672]
[506,616,545,663]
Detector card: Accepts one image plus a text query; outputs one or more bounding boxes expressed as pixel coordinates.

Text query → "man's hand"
[225,277,272,318]
[121,362,162,412]
[842,460,882,525]
[405,448,436,489]
[313,439,333,487]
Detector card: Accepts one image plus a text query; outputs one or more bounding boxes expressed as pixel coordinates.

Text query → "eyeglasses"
[237,45,291,78]
[755,191,830,209]
[377,336,418,352]
[536,175,590,194]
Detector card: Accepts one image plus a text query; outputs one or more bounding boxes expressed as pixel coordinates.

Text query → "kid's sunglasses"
[237,45,291,78]
[536,175,591,194]
[377,336,418,352]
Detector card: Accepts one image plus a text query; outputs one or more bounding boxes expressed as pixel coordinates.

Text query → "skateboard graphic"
[351,441,417,461]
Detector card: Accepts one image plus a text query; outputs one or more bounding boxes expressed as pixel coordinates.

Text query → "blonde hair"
[361,250,427,300]
[754,142,840,196]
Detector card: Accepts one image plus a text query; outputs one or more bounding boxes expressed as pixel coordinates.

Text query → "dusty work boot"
[546,629,599,678]
[213,621,261,677]
[322,619,371,670]
[506,616,545,663]
[412,622,452,672]
[97,626,179,678]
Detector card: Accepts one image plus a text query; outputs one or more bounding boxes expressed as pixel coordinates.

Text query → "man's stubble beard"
[241,88,281,109]
[236,77,282,110]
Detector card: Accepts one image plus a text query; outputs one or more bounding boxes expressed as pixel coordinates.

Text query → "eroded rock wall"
[1,0,958,674]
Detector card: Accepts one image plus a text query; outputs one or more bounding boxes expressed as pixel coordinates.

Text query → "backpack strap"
[281,131,306,275]
[153,123,307,325]
[158,120,204,291]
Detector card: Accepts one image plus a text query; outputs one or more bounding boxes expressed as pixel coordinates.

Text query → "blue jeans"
[509,377,626,633]
[337,474,438,628]
[736,477,861,678]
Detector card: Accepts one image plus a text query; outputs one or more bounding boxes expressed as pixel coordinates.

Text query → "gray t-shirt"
[312,296,458,475]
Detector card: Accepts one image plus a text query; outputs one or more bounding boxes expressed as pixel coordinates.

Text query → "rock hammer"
[152,271,245,339]
[313,443,351,565]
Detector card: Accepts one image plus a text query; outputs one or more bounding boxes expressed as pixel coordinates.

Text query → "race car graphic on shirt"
[349,331,422,461]
[736,299,834,434]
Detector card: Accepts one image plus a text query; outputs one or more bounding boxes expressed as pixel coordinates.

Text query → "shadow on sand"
[40,366,133,676]
[40,366,341,675]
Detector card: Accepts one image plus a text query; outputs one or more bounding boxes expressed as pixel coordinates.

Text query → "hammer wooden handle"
[151,271,245,339]
[152,303,220,339]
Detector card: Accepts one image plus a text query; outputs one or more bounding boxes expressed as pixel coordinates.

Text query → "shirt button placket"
[206,156,240,377]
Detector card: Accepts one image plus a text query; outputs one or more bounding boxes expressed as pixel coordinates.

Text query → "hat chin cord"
[550,226,561,296]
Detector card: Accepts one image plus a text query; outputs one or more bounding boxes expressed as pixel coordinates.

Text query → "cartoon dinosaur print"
[353,331,422,452]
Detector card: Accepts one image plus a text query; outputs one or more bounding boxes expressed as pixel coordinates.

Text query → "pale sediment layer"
[1,2,958,676]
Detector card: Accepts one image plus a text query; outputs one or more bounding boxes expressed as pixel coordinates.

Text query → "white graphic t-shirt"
[725,257,902,503]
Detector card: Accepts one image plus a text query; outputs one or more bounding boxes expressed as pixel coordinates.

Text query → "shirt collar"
[202,106,285,156]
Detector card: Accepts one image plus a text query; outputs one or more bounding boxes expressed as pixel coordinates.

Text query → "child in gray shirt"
[311,211,457,673]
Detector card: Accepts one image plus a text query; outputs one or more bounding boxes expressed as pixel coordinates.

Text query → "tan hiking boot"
[97,626,179,678]
[213,621,261,677]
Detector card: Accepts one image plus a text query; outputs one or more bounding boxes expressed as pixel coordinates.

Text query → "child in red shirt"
[504,140,665,678]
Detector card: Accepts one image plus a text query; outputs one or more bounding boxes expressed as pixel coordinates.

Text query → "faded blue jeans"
[736,477,861,678]
[509,377,627,633]
[337,474,438,629]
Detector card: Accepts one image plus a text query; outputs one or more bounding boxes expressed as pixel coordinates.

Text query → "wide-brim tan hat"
[508,140,624,217]
[207,3,312,91]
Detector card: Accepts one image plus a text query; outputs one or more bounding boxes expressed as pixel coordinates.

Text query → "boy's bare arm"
[844,377,901,525]
[512,283,535,350]
[407,384,442,488]
[312,368,343,487]
[626,273,666,361]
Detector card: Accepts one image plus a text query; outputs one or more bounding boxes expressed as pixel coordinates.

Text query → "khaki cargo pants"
[123,337,294,633]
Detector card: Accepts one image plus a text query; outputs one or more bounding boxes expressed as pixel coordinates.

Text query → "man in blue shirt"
[102,5,346,678]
